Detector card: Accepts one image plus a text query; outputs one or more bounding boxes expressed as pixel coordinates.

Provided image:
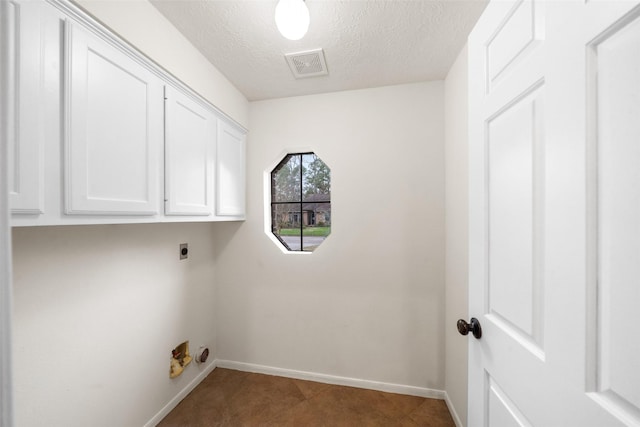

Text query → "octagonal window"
[271,152,331,252]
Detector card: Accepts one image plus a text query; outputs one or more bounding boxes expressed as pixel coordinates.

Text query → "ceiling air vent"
[285,48,328,79]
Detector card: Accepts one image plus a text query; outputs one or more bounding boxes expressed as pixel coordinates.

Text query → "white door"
[164,85,215,216]
[65,21,163,215]
[6,0,49,215]
[216,120,246,217]
[468,1,640,426]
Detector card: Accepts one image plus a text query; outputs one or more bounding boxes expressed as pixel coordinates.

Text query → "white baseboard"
[144,360,217,427]
[444,391,464,427]
[215,359,445,400]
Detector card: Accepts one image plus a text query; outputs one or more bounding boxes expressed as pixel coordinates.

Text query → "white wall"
[213,82,446,391]
[444,45,469,427]
[73,0,249,129]
[10,2,250,425]
[12,223,217,426]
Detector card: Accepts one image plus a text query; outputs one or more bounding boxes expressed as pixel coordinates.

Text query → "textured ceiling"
[149,0,488,101]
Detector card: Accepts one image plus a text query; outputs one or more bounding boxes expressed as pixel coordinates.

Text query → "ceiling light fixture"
[275,0,310,41]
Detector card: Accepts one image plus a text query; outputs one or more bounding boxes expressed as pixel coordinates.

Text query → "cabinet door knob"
[457,318,482,339]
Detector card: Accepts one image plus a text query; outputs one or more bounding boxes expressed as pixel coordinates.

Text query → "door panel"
[589,6,640,422]
[486,0,544,91]
[85,51,149,201]
[487,375,532,427]
[487,84,544,349]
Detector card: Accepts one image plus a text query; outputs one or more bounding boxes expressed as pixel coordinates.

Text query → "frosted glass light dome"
[275,0,310,41]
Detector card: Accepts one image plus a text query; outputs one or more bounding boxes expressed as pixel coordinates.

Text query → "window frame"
[269,152,331,252]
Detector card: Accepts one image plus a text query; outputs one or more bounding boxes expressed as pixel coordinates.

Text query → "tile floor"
[158,368,456,427]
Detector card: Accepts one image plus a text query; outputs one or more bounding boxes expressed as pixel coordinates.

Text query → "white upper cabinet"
[64,21,163,215]
[4,0,247,226]
[5,0,51,214]
[164,86,216,216]
[216,120,246,217]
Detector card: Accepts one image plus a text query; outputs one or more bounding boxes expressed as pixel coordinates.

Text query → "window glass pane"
[272,154,301,202]
[272,203,303,250]
[302,154,331,202]
[302,202,331,252]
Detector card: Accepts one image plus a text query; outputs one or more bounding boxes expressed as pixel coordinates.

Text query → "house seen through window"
[271,152,331,252]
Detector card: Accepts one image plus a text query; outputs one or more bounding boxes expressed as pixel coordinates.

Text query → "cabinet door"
[64,21,162,215]
[5,0,49,214]
[164,86,215,216]
[216,120,246,217]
